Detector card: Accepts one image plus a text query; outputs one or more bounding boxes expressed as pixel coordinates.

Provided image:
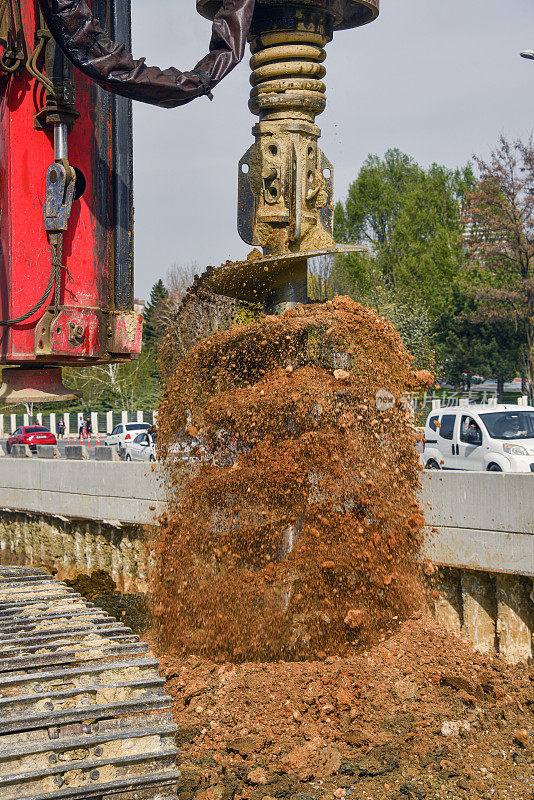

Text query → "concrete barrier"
[0,463,532,662]
[0,460,166,524]
[36,445,61,459]
[421,471,534,534]
[420,472,534,576]
[10,444,31,458]
[65,445,89,460]
[95,445,120,462]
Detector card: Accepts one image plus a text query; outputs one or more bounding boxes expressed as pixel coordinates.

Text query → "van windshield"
[479,411,534,440]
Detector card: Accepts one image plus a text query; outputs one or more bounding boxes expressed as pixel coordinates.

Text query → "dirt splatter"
[153,297,433,661]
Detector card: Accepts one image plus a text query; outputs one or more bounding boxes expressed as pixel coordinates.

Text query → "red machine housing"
[0,0,140,400]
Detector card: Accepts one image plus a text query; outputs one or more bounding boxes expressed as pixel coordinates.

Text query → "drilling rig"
[0,2,379,798]
[0,0,140,403]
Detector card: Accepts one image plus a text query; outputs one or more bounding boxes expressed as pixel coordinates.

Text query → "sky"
[131,0,534,300]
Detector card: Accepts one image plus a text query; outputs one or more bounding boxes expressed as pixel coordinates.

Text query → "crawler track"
[0,566,179,800]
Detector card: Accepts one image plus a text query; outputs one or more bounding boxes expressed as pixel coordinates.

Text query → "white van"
[423,404,534,472]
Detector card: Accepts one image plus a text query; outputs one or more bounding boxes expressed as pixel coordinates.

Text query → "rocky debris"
[184,679,211,704]
[176,765,202,800]
[65,570,149,633]
[226,736,265,757]
[247,767,268,785]
[158,616,534,800]
[343,608,365,629]
[176,724,202,745]
[152,297,530,798]
[440,719,471,737]
[393,677,418,701]
[333,369,351,382]
[441,672,483,700]
[513,728,530,748]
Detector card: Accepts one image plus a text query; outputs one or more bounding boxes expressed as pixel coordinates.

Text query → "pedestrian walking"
[58,419,65,439]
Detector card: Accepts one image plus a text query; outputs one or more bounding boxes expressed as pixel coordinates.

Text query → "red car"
[7,426,57,453]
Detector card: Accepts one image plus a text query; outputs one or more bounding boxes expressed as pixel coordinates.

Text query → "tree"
[143,279,170,348]
[308,255,335,301]
[334,149,475,316]
[433,286,525,399]
[166,262,200,296]
[467,135,534,388]
[63,353,161,412]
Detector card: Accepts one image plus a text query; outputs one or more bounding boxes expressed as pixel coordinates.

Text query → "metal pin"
[54,123,68,161]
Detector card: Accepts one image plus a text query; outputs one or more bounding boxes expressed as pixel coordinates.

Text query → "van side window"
[439,414,456,440]
[460,416,482,446]
[428,415,439,432]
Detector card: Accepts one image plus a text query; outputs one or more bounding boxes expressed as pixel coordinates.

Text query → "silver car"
[123,431,157,462]
[105,422,151,457]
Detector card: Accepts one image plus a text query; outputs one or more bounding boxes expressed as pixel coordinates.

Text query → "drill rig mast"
[0,0,139,403]
[0,0,254,402]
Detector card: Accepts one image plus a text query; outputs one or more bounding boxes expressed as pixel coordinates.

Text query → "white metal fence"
[0,393,531,438]
[0,410,159,438]
[411,392,531,425]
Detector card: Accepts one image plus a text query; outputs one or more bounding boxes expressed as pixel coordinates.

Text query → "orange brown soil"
[149,295,532,798]
[158,615,533,800]
[154,297,432,661]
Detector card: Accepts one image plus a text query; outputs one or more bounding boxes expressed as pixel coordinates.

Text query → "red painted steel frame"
[0,0,140,367]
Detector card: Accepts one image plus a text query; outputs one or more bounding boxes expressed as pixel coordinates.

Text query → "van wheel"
[487,463,503,472]
[125,453,132,462]
[425,459,440,470]
[149,455,156,462]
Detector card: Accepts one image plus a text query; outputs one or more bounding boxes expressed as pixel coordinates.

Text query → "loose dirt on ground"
[158,615,533,800]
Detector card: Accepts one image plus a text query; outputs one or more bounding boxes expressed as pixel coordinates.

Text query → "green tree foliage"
[63,353,162,412]
[143,279,169,349]
[331,148,531,388]
[433,286,525,399]
[334,149,475,317]
[467,136,534,387]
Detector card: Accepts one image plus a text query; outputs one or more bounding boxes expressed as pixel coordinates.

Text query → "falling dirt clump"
[154,297,433,661]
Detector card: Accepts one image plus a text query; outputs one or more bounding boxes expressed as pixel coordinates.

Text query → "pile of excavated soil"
[149,295,532,797]
[154,297,433,661]
[157,615,533,800]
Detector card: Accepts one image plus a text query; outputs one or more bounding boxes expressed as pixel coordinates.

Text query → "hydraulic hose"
[37,0,255,108]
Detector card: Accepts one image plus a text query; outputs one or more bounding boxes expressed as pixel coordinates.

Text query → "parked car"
[7,425,57,454]
[423,404,534,472]
[123,431,157,462]
[105,422,151,456]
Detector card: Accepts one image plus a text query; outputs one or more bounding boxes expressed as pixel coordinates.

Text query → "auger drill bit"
[197,0,379,313]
